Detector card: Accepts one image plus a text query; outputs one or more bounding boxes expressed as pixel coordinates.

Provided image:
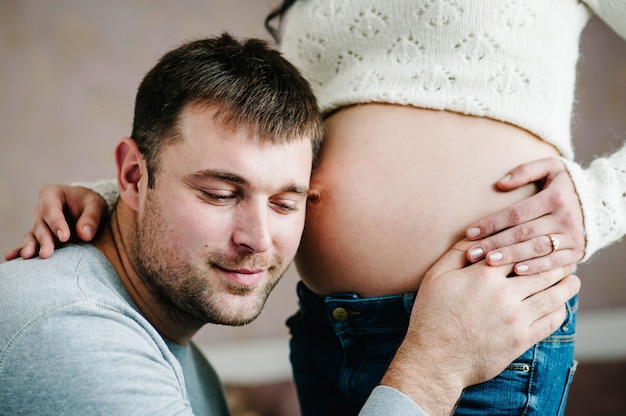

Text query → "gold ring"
[548,235,560,253]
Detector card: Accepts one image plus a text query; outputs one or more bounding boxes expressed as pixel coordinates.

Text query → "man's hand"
[380,239,580,416]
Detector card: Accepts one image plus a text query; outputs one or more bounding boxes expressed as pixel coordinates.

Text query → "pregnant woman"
[265,2,626,414]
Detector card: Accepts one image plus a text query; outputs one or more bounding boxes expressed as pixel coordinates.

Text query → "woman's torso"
[296,104,559,296]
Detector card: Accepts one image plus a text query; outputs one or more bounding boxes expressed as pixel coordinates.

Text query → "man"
[1,34,580,415]
[0,33,322,415]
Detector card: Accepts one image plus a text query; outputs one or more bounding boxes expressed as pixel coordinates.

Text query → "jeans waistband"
[296,281,415,331]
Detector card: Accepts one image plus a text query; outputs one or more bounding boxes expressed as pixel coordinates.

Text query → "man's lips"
[215,265,266,287]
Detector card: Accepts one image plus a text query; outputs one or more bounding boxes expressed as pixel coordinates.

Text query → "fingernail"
[516,264,529,273]
[56,230,63,241]
[488,251,503,262]
[469,248,484,260]
[83,225,94,237]
[499,174,512,183]
[467,227,481,238]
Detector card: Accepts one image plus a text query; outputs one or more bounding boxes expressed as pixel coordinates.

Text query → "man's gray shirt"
[0,244,228,415]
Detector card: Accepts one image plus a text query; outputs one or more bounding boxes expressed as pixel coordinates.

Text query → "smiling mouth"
[214,264,268,288]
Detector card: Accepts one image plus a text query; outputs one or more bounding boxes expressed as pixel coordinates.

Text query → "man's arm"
[0,302,198,415]
[360,240,581,416]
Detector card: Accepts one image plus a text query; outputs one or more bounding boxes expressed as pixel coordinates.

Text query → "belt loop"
[402,293,415,318]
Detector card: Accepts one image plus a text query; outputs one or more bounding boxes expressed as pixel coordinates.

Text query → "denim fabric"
[288,281,577,416]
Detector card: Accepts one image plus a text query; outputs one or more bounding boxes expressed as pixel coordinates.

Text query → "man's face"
[130,105,312,326]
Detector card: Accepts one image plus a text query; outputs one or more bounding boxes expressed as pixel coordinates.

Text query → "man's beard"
[129,198,286,327]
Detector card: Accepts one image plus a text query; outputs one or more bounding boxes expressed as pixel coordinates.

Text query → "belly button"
[307,190,321,204]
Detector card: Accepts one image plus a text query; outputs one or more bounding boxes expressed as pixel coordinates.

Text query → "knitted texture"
[281,0,590,159]
[281,0,626,261]
[562,148,626,261]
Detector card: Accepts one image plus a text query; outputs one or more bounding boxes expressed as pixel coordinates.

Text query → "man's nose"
[232,202,272,253]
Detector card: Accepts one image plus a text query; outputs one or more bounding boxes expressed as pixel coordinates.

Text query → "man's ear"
[114,137,146,212]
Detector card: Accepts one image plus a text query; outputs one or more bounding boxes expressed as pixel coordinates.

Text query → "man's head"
[108,34,323,342]
[131,33,323,187]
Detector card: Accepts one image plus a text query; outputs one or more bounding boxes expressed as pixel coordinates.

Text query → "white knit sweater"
[280,0,626,261]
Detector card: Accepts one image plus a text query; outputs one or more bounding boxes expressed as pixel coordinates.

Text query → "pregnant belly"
[295,104,559,297]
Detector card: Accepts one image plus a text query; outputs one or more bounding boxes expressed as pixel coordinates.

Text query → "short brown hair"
[131,33,324,186]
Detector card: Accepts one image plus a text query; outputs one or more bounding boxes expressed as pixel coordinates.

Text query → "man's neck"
[91,206,199,345]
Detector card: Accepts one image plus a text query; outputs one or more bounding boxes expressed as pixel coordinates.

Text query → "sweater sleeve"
[583,0,626,40]
[359,386,429,416]
[72,179,119,212]
[561,143,626,262]
[563,1,626,261]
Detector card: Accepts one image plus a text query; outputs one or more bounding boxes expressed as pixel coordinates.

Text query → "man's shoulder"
[0,244,118,298]
[0,243,105,278]
[0,245,192,414]
[0,244,141,354]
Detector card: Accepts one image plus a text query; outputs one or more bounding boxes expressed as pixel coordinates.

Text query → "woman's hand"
[4,185,108,261]
[464,158,585,275]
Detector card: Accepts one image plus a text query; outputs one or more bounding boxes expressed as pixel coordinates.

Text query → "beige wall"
[1,1,625,346]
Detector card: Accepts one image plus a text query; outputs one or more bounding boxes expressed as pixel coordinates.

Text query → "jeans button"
[332,307,349,321]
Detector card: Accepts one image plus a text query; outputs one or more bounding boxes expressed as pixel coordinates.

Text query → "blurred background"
[1,1,625,415]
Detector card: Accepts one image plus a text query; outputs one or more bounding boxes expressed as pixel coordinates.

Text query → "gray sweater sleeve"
[359,386,429,416]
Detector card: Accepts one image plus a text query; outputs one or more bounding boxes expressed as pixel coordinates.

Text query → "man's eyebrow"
[282,183,310,195]
[187,169,249,186]
[186,169,309,195]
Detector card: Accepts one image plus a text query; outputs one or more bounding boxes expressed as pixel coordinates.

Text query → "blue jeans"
[288,281,577,416]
